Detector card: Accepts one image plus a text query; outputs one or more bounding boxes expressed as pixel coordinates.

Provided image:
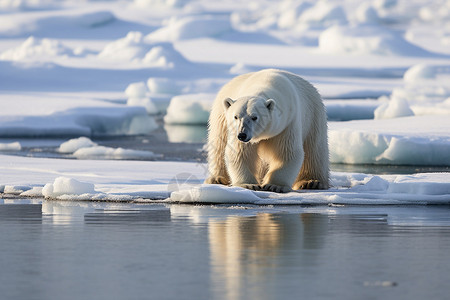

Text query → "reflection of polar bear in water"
[205,69,329,193]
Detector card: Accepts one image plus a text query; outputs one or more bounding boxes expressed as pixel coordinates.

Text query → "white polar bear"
[205,69,329,193]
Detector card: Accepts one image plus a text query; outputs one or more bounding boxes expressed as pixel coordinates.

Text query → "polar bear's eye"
[251,116,258,121]
[234,115,238,120]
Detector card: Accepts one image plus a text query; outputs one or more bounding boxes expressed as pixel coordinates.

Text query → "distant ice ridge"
[146,15,233,42]
[58,137,161,160]
[98,31,189,67]
[0,94,158,137]
[133,0,189,8]
[319,25,436,56]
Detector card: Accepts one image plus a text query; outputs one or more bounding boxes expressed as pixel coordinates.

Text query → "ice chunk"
[72,146,160,160]
[329,115,450,166]
[42,177,96,198]
[125,82,148,98]
[374,98,414,119]
[351,176,389,192]
[170,185,261,203]
[164,93,213,124]
[125,82,159,114]
[403,64,450,82]
[58,137,97,153]
[0,142,21,151]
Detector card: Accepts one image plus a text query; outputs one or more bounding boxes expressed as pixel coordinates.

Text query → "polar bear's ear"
[266,99,275,111]
[223,97,235,110]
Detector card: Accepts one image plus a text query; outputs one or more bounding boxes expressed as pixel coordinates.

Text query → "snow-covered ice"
[1,0,450,204]
[329,115,450,165]
[0,154,448,204]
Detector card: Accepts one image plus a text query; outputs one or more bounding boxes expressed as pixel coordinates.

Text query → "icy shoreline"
[1,154,449,205]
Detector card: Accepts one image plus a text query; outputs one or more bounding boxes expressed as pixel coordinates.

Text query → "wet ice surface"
[1,200,450,300]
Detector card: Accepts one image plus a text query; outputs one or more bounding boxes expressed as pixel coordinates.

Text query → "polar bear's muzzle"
[238,132,250,142]
[237,120,252,142]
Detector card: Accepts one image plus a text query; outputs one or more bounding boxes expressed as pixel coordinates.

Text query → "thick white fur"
[205,69,329,192]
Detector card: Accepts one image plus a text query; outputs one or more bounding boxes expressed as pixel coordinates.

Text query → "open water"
[1,200,450,300]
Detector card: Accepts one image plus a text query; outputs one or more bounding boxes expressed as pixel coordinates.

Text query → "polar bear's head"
[223,96,275,143]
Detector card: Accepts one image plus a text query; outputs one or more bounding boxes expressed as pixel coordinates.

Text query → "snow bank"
[145,15,232,41]
[319,25,434,56]
[0,36,74,61]
[42,177,96,198]
[170,185,260,203]
[329,115,450,166]
[99,32,188,67]
[58,137,97,153]
[0,142,21,151]
[164,93,213,124]
[125,82,158,114]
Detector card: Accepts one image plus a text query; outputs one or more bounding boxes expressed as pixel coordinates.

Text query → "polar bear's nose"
[238,133,248,142]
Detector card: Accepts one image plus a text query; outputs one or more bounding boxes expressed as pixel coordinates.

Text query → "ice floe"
[1,155,448,204]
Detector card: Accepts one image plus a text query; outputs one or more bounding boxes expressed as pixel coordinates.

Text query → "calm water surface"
[1,199,450,300]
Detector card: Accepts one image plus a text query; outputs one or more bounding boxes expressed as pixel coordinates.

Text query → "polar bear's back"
[215,69,321,107]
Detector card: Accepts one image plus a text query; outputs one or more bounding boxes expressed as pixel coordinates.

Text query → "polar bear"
[205,69,329,193]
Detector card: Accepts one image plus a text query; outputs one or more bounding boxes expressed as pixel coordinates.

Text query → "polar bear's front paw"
[238,184,262,191]
[261,184,292,193]
[293,180,323,190]
[205,176,230,185]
